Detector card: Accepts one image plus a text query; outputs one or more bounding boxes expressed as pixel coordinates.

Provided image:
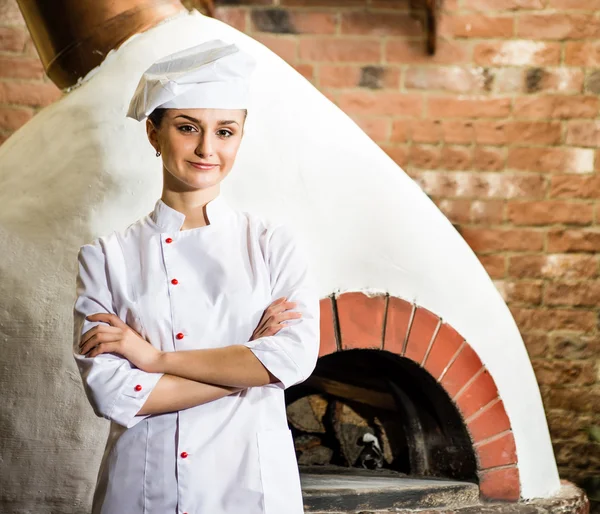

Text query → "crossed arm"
[78,298,298,418]
[72,225,319,428]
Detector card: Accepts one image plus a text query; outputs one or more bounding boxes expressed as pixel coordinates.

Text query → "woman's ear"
[146,118,159,152]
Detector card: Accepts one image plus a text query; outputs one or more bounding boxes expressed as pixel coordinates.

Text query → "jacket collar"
[150,195,233,232]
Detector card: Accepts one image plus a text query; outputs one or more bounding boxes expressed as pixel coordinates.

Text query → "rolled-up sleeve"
[72,240,163,429]
[244,224,320,389]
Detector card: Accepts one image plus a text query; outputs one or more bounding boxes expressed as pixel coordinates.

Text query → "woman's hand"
[250,296,302,341]
[79,313,164,373]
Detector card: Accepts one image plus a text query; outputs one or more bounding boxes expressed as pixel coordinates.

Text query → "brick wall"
[0,0,61,144]
[1,0,598,495]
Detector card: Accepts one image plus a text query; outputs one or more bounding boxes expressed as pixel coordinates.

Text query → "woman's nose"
[195,134,214,157]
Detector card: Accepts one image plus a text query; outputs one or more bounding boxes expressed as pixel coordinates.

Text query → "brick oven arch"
[314,291,521,502]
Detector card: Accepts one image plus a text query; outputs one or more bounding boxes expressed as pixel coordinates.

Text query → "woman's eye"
[178,125,197,133]
[217,129,233,138]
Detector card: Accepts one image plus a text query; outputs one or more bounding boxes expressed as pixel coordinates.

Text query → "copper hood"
[16,0,186,89]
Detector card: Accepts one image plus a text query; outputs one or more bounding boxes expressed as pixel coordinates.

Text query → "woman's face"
[147,108,246,192]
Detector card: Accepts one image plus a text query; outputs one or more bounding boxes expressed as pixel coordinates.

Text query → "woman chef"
[73,40,320,514]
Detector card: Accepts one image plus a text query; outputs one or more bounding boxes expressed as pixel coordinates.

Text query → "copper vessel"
[16,0,186,89]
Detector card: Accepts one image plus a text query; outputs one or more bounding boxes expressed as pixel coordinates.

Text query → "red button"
[134,384,142,392]
[171,278,178,285]
[176,332,184,340]
[180,451,188,459]
[165,237,173,243]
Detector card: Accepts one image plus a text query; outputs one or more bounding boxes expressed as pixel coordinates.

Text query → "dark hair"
[148,108,248,128]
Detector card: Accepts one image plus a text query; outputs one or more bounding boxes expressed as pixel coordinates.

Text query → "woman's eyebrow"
[174,114,199,123]
[173,115,238,127]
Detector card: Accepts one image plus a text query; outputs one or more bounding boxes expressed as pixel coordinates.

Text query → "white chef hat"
[126,39,256,121]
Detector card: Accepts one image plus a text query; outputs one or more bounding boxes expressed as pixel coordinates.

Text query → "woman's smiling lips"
[188,161,219,170]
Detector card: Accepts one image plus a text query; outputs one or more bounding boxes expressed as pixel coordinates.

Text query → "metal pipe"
[16,0,185,89]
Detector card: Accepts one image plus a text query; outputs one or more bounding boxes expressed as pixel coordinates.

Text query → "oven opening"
[286,349,480,511]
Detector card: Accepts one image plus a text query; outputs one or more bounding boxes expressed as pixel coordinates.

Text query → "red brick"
[511,307,597,332]
[0,56,44,79]
[383,296,413,355]
[251,10,337,34]
[390,120,409,143]
[463,0,543,9]
[475,200,505,223]
[350,115,390,142]
[494,280,543,305]
[544,281,600,308]
[439,198,505,223]
[547,0,600,7]
[473,146,505,171]
[318,64,399,89]
[566,121,600,147]
[509,254,598,280]
[533,359,596,385]
[442,145,473,170]
[436,199,504,224]
[0,81,61,108]
[550,174,600,199]
[299,38,380,62]
[544,387,600,413]
[495,67,584,95]
[507,200,593,226]
[435,198,471,223]
[382,144,408,167]
[214,7,248,32]
[479,255,506,279]
[549,228,600,253]
[291,11,338,34]
[319,297,337,357]
[467,399,512,442]
[475,432,518,469]
[338,91,422,116]
[404,307,440,364]
[410,144,441,169]
[336,292,386,350]
[427,97,511,119]
[423,323,465,381]
[479,467,520,501]
[440,120,477,144]
[0,106,33,131]
[522,334,550,359]
[507,147,594,174]
[517,13,600,39]
[253,34,297,63]
[565,42,600,66]
[340,12,421,37]
[407,119,477,144]
[514,95,598,119]
[370,0,412,6]
[386,39,470,64]
[413,171,545,199]
[455,369,499,419]
[281,0,365,4]
[0,27,27,53]
[441,14,514,38]
[461,227,544,252]
[473,121,562,146]
[440,344,483,398]
[404,66,489,93]
[474,40,561,66]
[550,333,600,360]
[293,63,314,81]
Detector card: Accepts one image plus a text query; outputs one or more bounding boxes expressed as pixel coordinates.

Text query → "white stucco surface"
[0,10,559,511]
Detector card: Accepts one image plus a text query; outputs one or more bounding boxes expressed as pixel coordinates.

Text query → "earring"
[156,150,161,157]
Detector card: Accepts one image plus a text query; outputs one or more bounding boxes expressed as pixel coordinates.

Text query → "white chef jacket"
[72,194,320,514]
